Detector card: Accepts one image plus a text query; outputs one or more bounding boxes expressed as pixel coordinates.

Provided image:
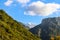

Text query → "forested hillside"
[0,10,40,40]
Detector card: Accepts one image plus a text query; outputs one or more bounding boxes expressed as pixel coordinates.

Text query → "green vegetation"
[0,10,40,40]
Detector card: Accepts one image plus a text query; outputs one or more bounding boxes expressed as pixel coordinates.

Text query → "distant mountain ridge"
[30,17,60,40]
[0,10,40,40]
[25,22,36,28]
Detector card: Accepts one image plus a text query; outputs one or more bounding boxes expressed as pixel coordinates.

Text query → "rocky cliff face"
[30,17,60,40]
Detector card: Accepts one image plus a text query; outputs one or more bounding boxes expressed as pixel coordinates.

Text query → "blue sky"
[0,0,60,26]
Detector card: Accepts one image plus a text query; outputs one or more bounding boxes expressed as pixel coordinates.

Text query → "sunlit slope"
[0,10,40,40]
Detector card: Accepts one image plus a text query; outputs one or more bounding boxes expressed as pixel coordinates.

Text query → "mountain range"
[1,9,60,40]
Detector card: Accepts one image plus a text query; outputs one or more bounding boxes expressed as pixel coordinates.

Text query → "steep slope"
[0,10,40,40]
[30,17,60,40]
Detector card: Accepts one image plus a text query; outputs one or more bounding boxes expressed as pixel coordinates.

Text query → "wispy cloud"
[17,0,30,4]
[4,0,13,6]
[24,1,60,16]
[4,0,30,7]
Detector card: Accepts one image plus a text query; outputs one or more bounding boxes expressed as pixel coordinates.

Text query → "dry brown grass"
[51,36,60,40]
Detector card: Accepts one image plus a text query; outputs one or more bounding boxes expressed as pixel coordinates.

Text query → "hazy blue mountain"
[25,22,36,29]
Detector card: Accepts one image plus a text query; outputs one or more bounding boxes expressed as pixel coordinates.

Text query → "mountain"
[25,22,36,28]
[30,17,60,40]
[0,10,40,40]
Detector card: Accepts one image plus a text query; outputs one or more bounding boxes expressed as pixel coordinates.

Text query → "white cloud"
[24,11,36,16]
[4,0,30,7]
[17,0,30,4]
[4,0,13,6]
[24,1,60,16]
[17,0,30,6]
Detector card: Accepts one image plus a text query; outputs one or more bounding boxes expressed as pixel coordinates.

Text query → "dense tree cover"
[0,10,40,40]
